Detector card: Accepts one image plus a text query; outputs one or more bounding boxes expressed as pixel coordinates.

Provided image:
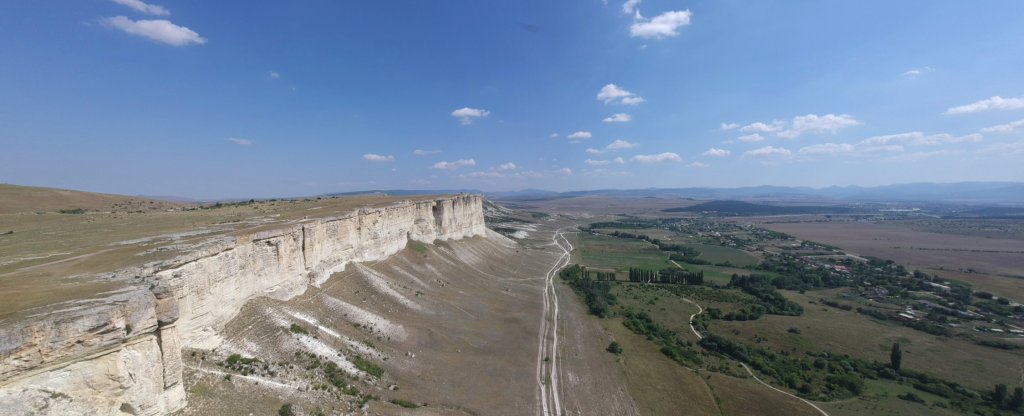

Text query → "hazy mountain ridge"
[486,182,1024,205]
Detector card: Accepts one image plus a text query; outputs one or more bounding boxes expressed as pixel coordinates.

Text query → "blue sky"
[1,1,1023,198]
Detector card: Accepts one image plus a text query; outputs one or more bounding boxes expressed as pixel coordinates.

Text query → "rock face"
[0,195,485,416]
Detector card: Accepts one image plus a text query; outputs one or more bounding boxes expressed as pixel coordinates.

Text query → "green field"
[690,243,760,267]
[577,232,675,273]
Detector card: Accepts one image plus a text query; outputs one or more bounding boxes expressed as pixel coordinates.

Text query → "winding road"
[537,228,573,416]
[670,260,830,416]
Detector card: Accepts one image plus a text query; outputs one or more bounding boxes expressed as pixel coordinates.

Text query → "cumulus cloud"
[585,159,611,166]
[588,140,638,154]
[413,149,440,156]
[737,134,765,143]
[944,96,1024,115]
[224,138,252,145]
[777,114,860,139]
[568,131,593,142]
[497,162,517,170]
[112,0,169,16]
[554,168,573,175]
[797,143,856,155]
[269,71,280,79]
[859,132,982,146]
[451,107,490,125]
[103,16,206,46]
[980,119,1024,133]
[605,139,638,150]
[614,156,625,164]
[687,162,710,168]
[743,146,791,158]
[622,0,641,14]
[597,84,644,105]
[362,153,395,162]
[603,113,632,123]
[720,123,739,131]
[702,148,730,157]
[902,66,935,78]
[632,152,681,163]
[740,122,783,133]
[432,159,476,170]
[630,10,693,39]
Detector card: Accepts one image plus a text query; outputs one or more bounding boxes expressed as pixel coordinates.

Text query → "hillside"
[0,184,182,214]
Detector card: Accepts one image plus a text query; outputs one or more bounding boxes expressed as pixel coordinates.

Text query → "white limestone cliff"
[0,195,486,416]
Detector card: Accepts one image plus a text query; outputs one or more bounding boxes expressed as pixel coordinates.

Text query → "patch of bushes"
[289,323,308,335]
[606,341,623,354]
[390,399,419,408]
[353,356,384,378]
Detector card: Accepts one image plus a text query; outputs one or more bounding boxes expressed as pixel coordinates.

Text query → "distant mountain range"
[485,182,1024,205]
[313,182,1024,205]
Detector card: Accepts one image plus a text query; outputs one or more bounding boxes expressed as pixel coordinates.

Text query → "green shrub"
[390,399,419,408]
[289,324,308,335]
[278,403,294,416]
[606,341,623,354]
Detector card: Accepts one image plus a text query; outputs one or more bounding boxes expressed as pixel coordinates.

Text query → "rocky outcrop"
[0,195,485,415]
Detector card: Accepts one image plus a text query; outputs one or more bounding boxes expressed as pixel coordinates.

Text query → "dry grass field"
[755,220,1024,299]
[0,185,438,318]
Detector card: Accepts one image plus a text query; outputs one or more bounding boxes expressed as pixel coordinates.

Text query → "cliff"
[0,195,486,416]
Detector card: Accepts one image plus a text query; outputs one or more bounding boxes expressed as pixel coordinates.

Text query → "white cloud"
[720,123,739,131]
[450,107,490,125]
[944,96,1024,115]
[614,156,625,164]
[630,10,693,39]
[740,122,783,133]
[362,153,395,162]
[978,140,1024,156]
[620,96,646,105]
[588,140,637,154]
[737,133,765,143]
[798,143,856,155]
[701,148,730,157]
[497,162,517,170]
[622,0,641,14]
[882,150,958,163]
[568,131,593,142]
[432,158,476,170]
[743,146,792,158]
[902,66,935,78]
[585,159,611,166]
[269,71,280,79]
[413,149,440,156]
[605,139,638,150]
[224,138,252,145]
[687,162,709,168]
[555,168,573,175]
[603,113,632,123]
[111,0,169,16]
[550,133,559,138]
[859,131,982,146]
[980,119,1024,133]
[632,152,681,163]
[103,16,206,46]
[597,84,644,105]
[777,114,860,139]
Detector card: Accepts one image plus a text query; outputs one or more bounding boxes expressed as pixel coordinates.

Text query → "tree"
[890,342,902,371]
[606,341,623,354]
[994,383,1009,405]
[1010,387,1023,409]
